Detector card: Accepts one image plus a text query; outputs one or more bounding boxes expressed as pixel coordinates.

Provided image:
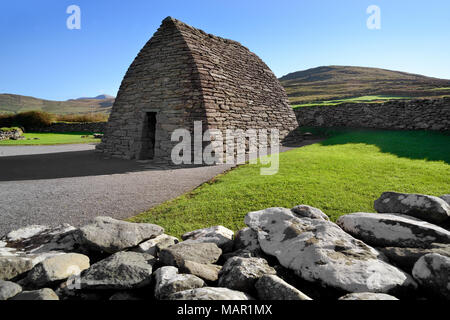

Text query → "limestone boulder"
[0,256,34,281]
[255,275,312,300]
[337,212,450,248]
[245,207,417,294]
[374,192,450,224]
[179,260,221,282]
[0,280,22,300]
[379,244,450,271]
[133,234,178,256]
[27,253,90,287]
[159,242,222,267]
[10,288,59,300]
[167,287,252,300]
[182,226,234,252]
[77,216,164,253]
[412,253,450,299]
[233,227,261,255]
[338,292,399,300]
[440,194,450,205]
[291,205,329,221]
[218,256,276,292]
[154,266,205,299]
[79,251,155,290]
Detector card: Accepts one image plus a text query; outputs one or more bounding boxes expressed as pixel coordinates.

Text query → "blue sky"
[0,0,449,101]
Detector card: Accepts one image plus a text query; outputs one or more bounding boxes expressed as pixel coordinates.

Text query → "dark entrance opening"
[139,112,157,160]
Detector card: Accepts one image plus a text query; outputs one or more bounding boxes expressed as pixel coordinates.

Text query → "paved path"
[0,140,322,236]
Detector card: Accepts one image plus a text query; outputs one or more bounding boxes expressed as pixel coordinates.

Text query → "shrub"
[55,113,109,123]
[12,111,55,129]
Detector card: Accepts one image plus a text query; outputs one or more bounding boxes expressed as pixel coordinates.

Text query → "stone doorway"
[139,112,157,160]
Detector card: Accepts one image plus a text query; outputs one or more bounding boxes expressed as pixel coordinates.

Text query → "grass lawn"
[0,132,101,145]
[292,95,411,108]
[129,129,450,238]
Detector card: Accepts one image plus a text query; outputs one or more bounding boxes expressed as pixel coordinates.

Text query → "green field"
[292,95,410,108]
[129,129,450,238]
[0,132,101,145]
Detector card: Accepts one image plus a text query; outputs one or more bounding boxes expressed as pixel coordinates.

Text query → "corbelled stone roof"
[98,17,299,161]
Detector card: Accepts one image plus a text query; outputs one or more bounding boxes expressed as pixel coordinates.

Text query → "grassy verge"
[129,129,450,238]
[292,95,411,108]
[0,132,101,145]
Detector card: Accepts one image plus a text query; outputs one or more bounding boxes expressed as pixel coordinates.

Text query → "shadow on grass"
[302,127,450,164]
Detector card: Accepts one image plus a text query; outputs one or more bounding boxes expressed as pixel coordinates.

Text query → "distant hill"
[0,94,115,115]
[280,66,450,106]
[71,94,116,101]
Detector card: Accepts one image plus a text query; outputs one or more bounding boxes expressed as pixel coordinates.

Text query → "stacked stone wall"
[294,98,450,131]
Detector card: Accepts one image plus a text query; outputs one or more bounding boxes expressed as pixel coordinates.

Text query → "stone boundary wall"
[29,122,106,133]
[0,128,22,141]
[0,192,449,300]
[294,98,450,131]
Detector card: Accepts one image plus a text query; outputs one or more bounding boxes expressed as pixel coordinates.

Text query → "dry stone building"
[97,17,299,162]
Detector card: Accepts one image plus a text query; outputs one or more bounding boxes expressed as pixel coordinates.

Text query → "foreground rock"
[337,212,450,248]
[440,194,450,205]
[154,266,205,299]
[159,242,222,267]
[0,224,78,280]
[379,244,450,271]
[168,287,252,300]
[0,280,22,300]
[412,253,450,299]
[255,275,312,300]
[0,257,34,281]
[79,251,155,290]
[291,205,330,221]
[133,234,178,256]
[374,192,450,224]
[27,253,90,287]
[182,226,234,252]
[245,207,417,293]
[179,260,221,282]
[218,257,276,292]
[78,217,164,253]
[10,288,59,300]
[338,292,399,300]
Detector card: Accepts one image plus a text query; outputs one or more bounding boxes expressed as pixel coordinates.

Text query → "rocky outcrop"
[374,192,450,225]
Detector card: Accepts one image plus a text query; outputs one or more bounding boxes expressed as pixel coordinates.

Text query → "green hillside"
[0,93,114,115]
[280,66,450,106]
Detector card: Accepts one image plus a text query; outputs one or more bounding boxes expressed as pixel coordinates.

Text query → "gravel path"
[0,140,321,236]
[0,143,97,157]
